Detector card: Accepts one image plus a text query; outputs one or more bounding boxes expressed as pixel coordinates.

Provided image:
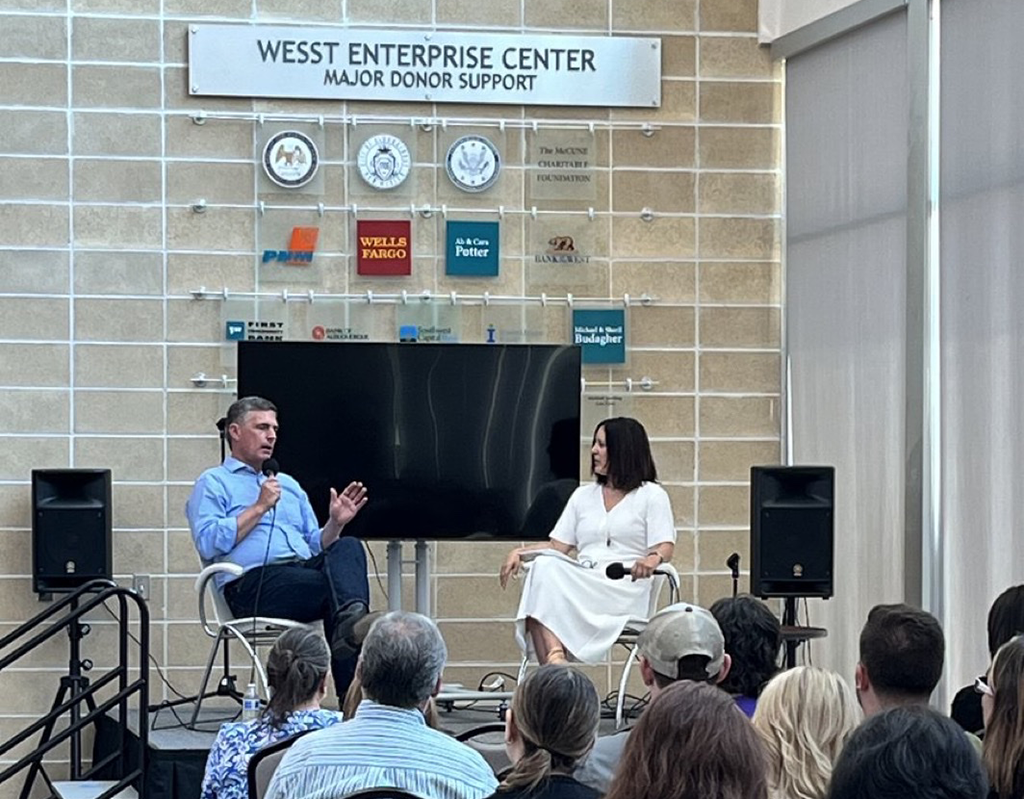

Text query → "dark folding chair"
[246,730,313,799]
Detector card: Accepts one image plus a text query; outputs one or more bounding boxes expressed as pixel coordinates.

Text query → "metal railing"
[0,580,149,799]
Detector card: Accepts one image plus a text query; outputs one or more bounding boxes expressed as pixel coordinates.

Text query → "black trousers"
[223,535,370,697]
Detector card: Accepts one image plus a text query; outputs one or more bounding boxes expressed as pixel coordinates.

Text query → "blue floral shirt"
[200,709,343,799]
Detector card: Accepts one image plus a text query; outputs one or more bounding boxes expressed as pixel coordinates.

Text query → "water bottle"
[242,682,260,722]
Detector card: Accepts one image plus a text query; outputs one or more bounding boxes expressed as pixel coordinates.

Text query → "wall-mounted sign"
[262,130,319,188]
[446,220,500,276]
[261,226,319,265]
[572,308,626,365]
[189,26,661,108]
[446,135,501,193]
[357,133,412,190]
[535,234,591,264]
[356,219,412,276]
[528,130,597,201]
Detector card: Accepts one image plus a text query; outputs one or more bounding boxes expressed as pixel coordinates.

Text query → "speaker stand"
[780,597,828,669]
[21,599,97,799]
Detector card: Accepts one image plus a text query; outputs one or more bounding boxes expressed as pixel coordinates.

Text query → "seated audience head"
[357,611,446,710]
[606,680,768,799]
[829,706,987,799]
[500,664,600,793]
[591,416,657,491]
[637,603,730,693]
[982,635,1024,799]
[856,603,944,715]
[753,666,862,799]
[263,625,331,729]
[987,585,1024,659]
[710,594,782,701]
[342,668,441,728]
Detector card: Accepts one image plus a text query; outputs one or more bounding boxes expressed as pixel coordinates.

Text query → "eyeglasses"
[975,676,994,697]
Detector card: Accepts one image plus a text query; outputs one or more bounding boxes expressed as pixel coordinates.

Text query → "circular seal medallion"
[445,135,501,193]
[357,134,412,190]
[262,130,319,189]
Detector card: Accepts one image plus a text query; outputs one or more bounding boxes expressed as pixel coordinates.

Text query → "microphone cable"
[249,459,279,685]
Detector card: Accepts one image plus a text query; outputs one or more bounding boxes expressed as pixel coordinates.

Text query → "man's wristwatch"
[647,552,664,565]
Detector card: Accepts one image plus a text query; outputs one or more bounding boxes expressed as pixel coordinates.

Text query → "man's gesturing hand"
[330,481,368,527]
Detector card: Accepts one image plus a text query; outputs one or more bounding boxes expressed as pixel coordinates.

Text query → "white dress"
[514,481,676,663]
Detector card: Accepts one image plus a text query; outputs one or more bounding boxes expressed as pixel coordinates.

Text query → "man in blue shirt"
[266,612,498,799]
[186,396,372,697]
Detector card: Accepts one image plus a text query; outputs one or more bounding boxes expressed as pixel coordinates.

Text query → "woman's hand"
[499,549,523,589]
[630,553,662,581]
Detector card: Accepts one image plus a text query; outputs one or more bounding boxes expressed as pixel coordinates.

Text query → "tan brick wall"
[0,0,780,784]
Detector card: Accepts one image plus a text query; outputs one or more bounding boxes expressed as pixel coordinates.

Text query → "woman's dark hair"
[592,417,657,492]
[261,625,330,730]
[831,706,987,799]
[710,595,782,699]
[499,665,599,794]
[988,585,1024,658]
[605,680,768,799]
[984,635,1024,799]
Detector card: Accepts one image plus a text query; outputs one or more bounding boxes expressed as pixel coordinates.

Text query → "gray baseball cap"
[637,603,725,680]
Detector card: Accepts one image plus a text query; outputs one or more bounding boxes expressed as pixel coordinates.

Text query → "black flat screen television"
[237,341,582,541]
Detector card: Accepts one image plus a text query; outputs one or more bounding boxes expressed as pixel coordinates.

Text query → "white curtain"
[939,0,1024,696]
[759,0,867,43]
[785,11,909,679]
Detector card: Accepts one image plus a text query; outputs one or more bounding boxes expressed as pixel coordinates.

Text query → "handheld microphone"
[261,458,279,477]
[606,562,628,580]
[606,562,670,580]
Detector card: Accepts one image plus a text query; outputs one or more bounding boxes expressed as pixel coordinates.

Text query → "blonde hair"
[983,635,1024,799]
[752,666,862,799]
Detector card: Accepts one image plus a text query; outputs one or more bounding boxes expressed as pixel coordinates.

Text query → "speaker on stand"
[750,465,834,668]
[32,469,112,599]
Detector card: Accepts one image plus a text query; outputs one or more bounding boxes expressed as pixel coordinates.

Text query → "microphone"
[606,562,628,580]
[727,552,740,597]
[605,562,670,580]
[261,458,279,477]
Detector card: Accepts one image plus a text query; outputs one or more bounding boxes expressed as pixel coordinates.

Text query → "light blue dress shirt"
[186,456,323,589]
[266,700,498,799]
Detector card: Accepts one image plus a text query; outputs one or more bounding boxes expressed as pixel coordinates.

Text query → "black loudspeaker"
[32,469,112,595]
[750,466,834,599]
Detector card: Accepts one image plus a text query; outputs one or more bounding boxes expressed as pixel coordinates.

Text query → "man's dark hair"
[988,584,1024,658]
[859,603,944,701]
[592,417,657,492]
[649,655,716,690]
[710,595,781,698]
[222,396,277,450]
[829,706,987,799]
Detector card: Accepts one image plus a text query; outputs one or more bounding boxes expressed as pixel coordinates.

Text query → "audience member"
[829,706,987,799]
[574,603,730,793]
[982,635,1024,799]
[711,594,782,717]
[489,665,600,799]
[266,611,497,799]
[341,669,440,728]
[753,666,861,799]
[200,626,341,799]
[604,680,768,799]
[952,585,1024,735]
[855,603,944,715]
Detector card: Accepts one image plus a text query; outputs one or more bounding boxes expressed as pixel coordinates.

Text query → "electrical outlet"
[132,574,150,602]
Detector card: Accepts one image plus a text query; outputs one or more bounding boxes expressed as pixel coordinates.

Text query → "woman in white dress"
[499,417,675,665]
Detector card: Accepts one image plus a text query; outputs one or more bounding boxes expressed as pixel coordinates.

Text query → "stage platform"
[93,697,625,799]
